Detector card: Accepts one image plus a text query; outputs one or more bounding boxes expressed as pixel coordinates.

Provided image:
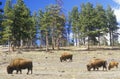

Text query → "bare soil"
[0,46,120,79]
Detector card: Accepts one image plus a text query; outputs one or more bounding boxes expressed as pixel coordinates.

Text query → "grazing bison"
[108,61,119,70]
[7,58,33,74]
[60,52,73,62]
[86,58,107,71]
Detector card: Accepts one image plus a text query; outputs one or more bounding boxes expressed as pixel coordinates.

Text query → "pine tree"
[106,5,118,46]
[39,4,66,51]
[94,4,107,45]
[67,12,72,46]
[70,6,79,46]
[0,1,3,44]
[13,0,35,48]
[2,0,14,51]
[79,2,96,49]
[39,10,51,51]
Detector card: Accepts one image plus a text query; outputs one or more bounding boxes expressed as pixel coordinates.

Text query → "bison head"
[60,57,63,62]
[86,64,92,71]
[7,65,14,74]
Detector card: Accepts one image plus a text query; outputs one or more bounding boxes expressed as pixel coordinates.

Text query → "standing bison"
[60,52,73,62]
[7,58,33,74]
[108,61,119,70]
[86,58,107,71]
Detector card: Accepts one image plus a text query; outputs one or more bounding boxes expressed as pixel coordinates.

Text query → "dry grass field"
[0,46,120,79]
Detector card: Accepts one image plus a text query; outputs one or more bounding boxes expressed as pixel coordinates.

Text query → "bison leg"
[31,68,32,74]
[27,69,30,74]
[116,65,118,68]
[16,70,19,74]
[27,68,32,74]
[93,67,96,71]
[16,69,22,74]
[70,58,72,62]
[16,68,20,74]
[103,66,107,71]
[19,69,22,74]
[97,67,99,71]
[103,61,107,71]
[108,66,111,70]
[61,59,63,62]
[64,59,66,61]
[16,71,18,74]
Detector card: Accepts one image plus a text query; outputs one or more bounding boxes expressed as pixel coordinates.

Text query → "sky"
[1,0,120,23]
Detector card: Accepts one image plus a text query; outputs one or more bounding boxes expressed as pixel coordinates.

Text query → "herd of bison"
[6,52,119,75]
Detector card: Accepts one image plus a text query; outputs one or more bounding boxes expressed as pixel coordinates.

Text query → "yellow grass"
[0,46,120,79]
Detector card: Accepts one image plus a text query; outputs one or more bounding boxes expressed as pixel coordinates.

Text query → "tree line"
[68,3,118,49]
[0,0,119,51]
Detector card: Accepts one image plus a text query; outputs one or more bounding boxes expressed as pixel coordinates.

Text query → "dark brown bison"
[86,58,107,71]
[60,52,73,62]
[108,61,119,70]
[7,58,33,74]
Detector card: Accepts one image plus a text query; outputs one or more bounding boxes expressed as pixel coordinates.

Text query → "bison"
[7,58,33,74]
[86,58,107,71]
[60,52,73,62]
[108,61,119,70]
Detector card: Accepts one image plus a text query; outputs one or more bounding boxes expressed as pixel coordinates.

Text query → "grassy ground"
[0,46,120,79]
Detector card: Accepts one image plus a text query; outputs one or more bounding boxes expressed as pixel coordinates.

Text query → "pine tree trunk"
[78,32,80,46]
[98,36,100,46]
[109,32,112,46]
[11,41,15,52]
[75,34,77,46]
[51,27,54,50]
[67,33,70,46]
[46,32,49,52]
[73,33,75,46]
[8,39,10,52]
[87,36,90,50]
[112,31,114,46]
[83,37,85,46]
[56,38,60,50]
[52,36,55,50]
[20,39,23,48]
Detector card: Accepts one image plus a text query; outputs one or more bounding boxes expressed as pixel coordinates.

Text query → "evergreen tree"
[38,10,46,47]
[67,12,72,46]
[0,1,3,12]
[79,2,96,49]
[2,0,13,52]
[46,4,65,50]
[32,12,39,47]
[13,0,35,48]
[94,4,107,45]
[0,1,3,44]
[39,4,66,51]
[2,0,13,41]
[39,10,51,51]
[106,5,118,46]
[70,6,79,46]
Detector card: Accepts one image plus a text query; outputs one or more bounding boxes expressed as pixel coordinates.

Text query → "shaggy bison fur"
[108,61,119,70]
[87,58,107,71]
[7,58,33,74]
[60,52,73,62]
